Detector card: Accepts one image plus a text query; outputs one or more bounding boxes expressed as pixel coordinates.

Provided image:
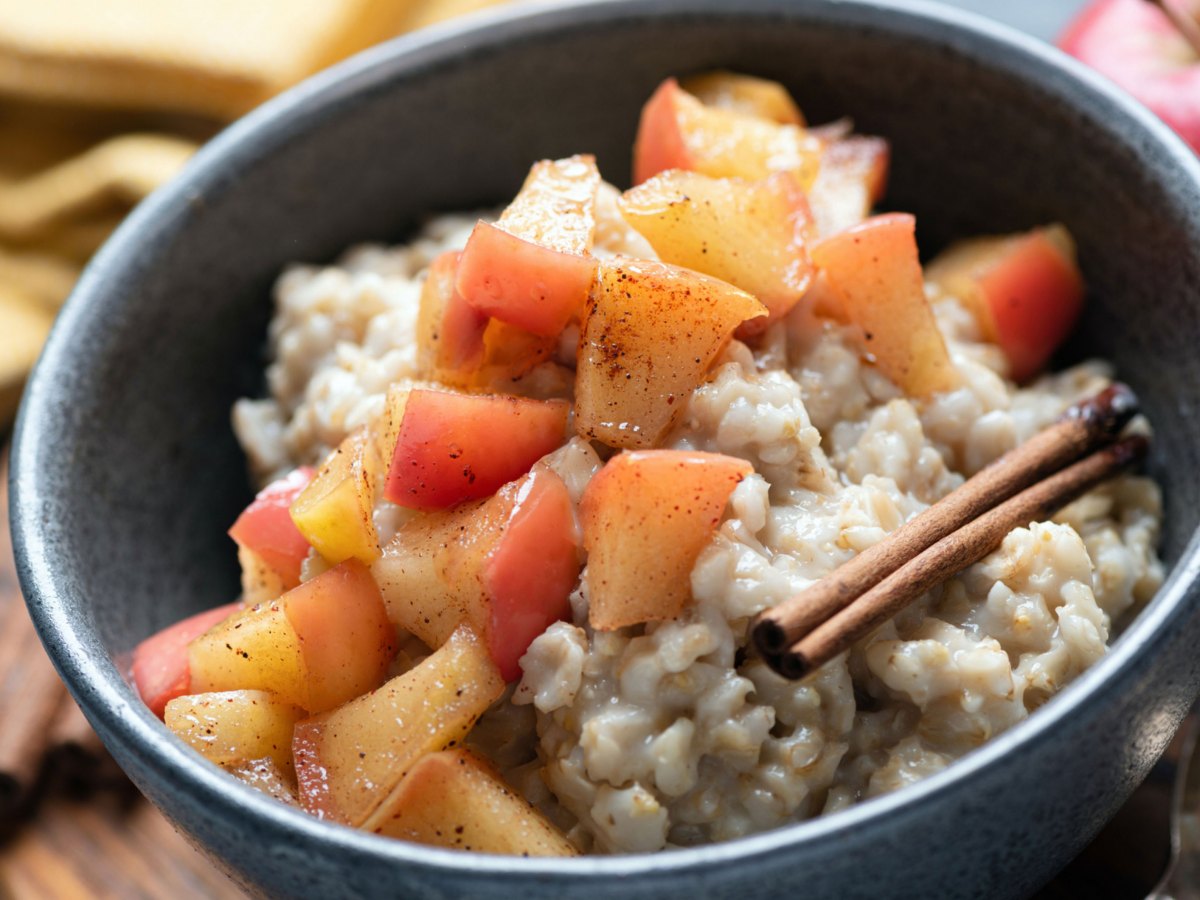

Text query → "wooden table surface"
[0,450,244,900]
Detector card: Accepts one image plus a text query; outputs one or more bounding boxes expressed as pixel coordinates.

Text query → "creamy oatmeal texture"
[234,199,1163,854]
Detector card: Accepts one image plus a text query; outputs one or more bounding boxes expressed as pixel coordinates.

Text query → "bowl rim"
[12,0,1200,883]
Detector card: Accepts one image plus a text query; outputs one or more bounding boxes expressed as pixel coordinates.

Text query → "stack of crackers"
[0,0,516,426]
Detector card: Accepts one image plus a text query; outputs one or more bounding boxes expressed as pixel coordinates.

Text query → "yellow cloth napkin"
[0,0,519,427]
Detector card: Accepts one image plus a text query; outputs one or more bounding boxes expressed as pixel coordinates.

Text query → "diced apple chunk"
[290,427,379,566]
[457,155,601,337]
[282,558,396,713]
[224,758,299,806]
[363,748,577,856]
[810,213,959,397]
[581,450,752,630]
[633,78,822,190]
[188,560,395,713]
[416,250,488,382]
[575,258,766,449]
[293,624,504,826]
[227,467,314,589]
[618,170,813,334]
[925,224,1084,382]
[417,252,556,389]
[164,690,303,777]
[373,466,580,681]
[808,135,890,237]
[132,602,241,719]
[384,388,569,510]
[680,70,804,125]
[238,545,285,607]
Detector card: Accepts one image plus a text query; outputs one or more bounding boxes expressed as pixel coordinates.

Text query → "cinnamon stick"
[771,435,1148,680]
[752,384,1138,657]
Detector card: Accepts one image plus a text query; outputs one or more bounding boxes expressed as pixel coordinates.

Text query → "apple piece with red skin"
[575,257,767,450]
[632,78,822,189]
[926,224,1085,383]
[456,155,601,337]
[811,213,959,397]
[581,450,752,630]
[618,170,814,337]
[1059,0,1200,154]
[383,388,569,511]
[187,559,396,714]
[373,466,580,681]
[416,250,488,379]
[227,467,314,589]
[131,602,241,718]
[416,250,558,389]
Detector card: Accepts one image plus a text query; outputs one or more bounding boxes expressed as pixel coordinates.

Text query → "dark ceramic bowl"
[11,0,1200,897]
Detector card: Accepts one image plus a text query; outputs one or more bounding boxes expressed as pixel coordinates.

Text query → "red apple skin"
[455,222,598,337]
[1059,0,1200,153]
[976,232,1085,384]
[131,602,241,718]
[633,78,694,184]
[384,389,569,510]
[227,467,314,588]
[483,468,580,681]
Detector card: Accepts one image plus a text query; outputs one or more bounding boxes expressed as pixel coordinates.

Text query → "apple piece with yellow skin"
[373,466,580,681]
[290,427,380,566]
[632,78,822,189]
[456,155,600,337]
[925,224,1084,383]
[188,559,395,713]
[164,690,304,778]
[292,623,504,826]
[810,213,959,397]
[582,450,752,630]
[808,135,890,237]
[618,169,813,336]
[362,748,578,856]
[575,257,766,450]
[679,70,804,125]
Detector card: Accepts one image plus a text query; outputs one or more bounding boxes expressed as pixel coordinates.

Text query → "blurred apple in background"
[1059,0,1200,153]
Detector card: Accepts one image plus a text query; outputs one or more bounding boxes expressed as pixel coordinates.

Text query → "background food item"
[1059,0,1200,153]
[0,0,418,118]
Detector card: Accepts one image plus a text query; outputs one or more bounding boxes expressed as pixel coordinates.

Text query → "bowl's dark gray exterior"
[11,0,1200,897]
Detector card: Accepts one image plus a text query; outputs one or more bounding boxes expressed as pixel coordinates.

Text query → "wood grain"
[0,448,244,899]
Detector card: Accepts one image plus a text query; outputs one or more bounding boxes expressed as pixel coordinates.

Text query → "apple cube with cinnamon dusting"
[618,169,814,336]
[575,258,766,449]
[292,624,504,826]
[363,748,577,855]
[582,450,752,630]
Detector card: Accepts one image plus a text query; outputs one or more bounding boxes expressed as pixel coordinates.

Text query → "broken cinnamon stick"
[771,435,1148,679]
[752,383,1138,657]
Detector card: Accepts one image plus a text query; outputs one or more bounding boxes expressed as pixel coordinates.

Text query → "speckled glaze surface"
[10,1,1200,897]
